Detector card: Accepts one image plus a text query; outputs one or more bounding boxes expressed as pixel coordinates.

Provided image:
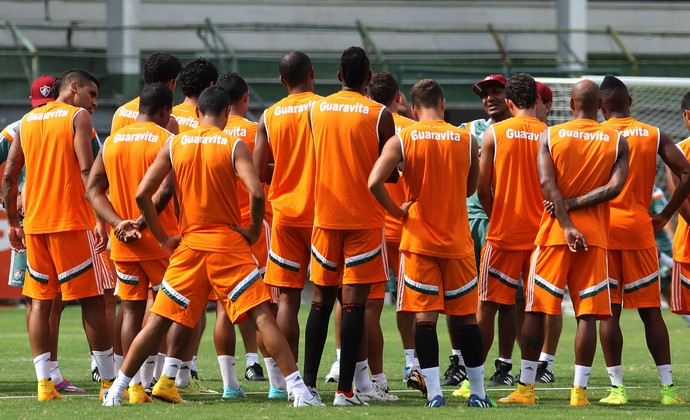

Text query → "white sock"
[413,357,420,370]
[92,348,115,381]
[162,357,181,379]
[452,349,465,367]
[33,352,50,380]
[191,355,198,372]
[573,365,591,388]
[519,360,538,385]
[264,357,286,389]
[217,355,240,389]
[129,370,141,386]
[606,365,623,387]
[176,361,192,387]
[404,349,415,367]
[246,352,259,369]
[140,355,156,386]
[110,370,131,398]
[467,365,486,399]
[91,354,97,371]
[658,364,673,386]
[153,353,166,380]
[285,370,311,400]
[538,352,555,372]
[336,348,341,362]
[372,372,387,389]
[422,366,442,400]
[114,354,124,375]
[354,359,374,393]
[49,361,63,385]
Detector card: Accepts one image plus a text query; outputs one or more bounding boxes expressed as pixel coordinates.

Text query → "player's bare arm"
[232,140,265,245]
[467,132,480,198]
[477,128,495,215]
[654,131,690,230]
[131,170,175,233]
[369,134,415,219]
[666,165,690,226]
[2,128,25,252]
[166,115,180,135]
[253,113,274,183]
[378,108,399,183]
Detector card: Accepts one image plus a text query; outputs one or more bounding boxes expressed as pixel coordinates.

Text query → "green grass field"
[1,304,689,418]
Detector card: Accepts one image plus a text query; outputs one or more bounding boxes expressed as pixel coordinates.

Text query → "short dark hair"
[178,58,218,99]
[197,86,231,117]
[279,51,312,86]
[505,73,537,110]
[139,83,173,116]
[53,69,100,98]
[217,73,248,104]
[144,53,182,84]
[600,74,628,95]
[368,72,399,106]
[339,46,370,88]
[681,91,690,113]
[410,79,444,108]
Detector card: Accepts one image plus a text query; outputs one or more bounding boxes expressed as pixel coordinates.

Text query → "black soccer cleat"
[245,362,267,381]
[488,359,514,386]
[535,361,555,383]
[441,355,467,386]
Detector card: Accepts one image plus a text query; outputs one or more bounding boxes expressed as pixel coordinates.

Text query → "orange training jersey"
[385,113,415,242]
[535,119,620,248]
[311,90,386,229]
[398,120,474,259]
[486,116,546,249]
[223,115,260,226]
[673,138,690,263]
[170,125,247,253]
[110,97,140,134]
[172,103,199,133]
[264,91,321,227]
[20,101,94,234]
[602,117,659,250]
[103,122,179,261]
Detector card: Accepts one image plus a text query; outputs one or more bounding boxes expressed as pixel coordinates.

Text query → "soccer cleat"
[268,385,288,399]
[403,364,414,382]
[54,379,85,393]
[92,366,101,382]
[307,386,322,403]
[325,360,340,383]
[152,374,186,404]
[191,369,199,380]
[498,383,536,405]
[99,379,114,401]
[406,368,427,396]
[660,384,685,405]
[489,359,514,386]
[599,385,628,405]
[222,384,247,399]
[37,379,62,401]
[570,386,589,407]
[294,393,326,407]
[441,355,467,386]
[245,362,267,381]
[102,391,121,407]
[177,378,219,394]
[373,380,399,401]
[451,379,471,398]
[468,393,496,408]
[425,395,446,407]
[128,383,153,404]
[333,391,369,406]
[536,361,555,383]
[356,383,399,402]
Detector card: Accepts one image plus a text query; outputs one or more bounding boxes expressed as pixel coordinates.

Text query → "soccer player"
[597,75,690,405]
[102,86,324,408]
[369,78,491,408]
[305,46,395,406]
[3,69,116,401]
[172,58,218,133]
[499,80,628,406]
[535,82,553,124]
[476,73,546,385]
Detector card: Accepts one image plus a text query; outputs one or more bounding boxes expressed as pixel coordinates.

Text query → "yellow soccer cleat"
[660,384,685,405]
[37,379,62,401]
[599,385,628,405]
[498,383,536,405]
[99,379,113,401]
[177,377,219,394]
[152,374,187,404]
[451,379,471,398]
[570,386,589,407]
[128,383,153,404]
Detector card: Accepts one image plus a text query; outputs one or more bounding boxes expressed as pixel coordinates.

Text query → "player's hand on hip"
[651,213,669,233]
[160,236,181,256]
[399,199,416,218]
[8,226,25,253]
[114,220,142,243]
[231,225,260,245]
[564,226,587,252]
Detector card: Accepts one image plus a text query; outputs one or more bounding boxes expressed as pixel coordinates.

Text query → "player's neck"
[182,97,198,107]
[416,108,444,121]
[135,115,157,124]
[572,111,598,121]
[512,108,537,119]
[607,111,631,119]
[287,85,313,95]
[341,86,366,95]
[198,116,225,130]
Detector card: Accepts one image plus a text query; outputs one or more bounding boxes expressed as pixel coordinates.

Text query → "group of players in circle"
[3,45,689,408]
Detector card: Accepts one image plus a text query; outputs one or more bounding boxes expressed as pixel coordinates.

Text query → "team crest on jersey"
[13,269,24,280]
[40,85,51,98]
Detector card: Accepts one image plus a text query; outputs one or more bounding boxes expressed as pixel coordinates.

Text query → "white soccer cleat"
[294,393,326,407]
[333,392,369,406]
[325,361,340,383]
[102,392,122,407]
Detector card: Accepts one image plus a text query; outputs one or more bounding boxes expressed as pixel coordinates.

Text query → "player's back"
[535,119,620,248]
[20,101,93,234]
[398,120,474,258]
[487,115,546,249]
[110,97,140,134]
[310,90,385,229]
[602,117,659,249]
[224,115,259,225]
[673,138,690,263]
[172,103,199,133]
[384,113,416,242]
[264,92,321,227]
[103,122,179,261]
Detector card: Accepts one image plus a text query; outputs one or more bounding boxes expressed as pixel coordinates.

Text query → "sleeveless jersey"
[311,90,385,230]
[172,103,199,133]
[486,116,546,249]
[103,122,179,261]
[223,115,260,226]
[20,101,94,233]
[170,126,247,252]
[398,120,474,259]
[460,117,492,220]
[535,119,620,248]
[385,113,415,242]
[673,138,690,263]
[264,91,321,227]
[110,97,140,134]
[602,117,659,250]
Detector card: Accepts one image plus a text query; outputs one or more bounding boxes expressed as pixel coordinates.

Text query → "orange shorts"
[525,245,610,318]
[264,224,311,289]
[310,227,388,287]
[368,282,386,300]
[671,261,690,315]
[153,243,270,328]
[94,249,117,293]
[479,242,532,305]
[397,251,478,316]
[114,258,168,301]
[23,230,98,301]
[608,248,660,308]
[387,241,401,279]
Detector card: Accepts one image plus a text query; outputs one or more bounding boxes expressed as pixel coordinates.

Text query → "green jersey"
[651,186,672,254]
[459,118,492,220]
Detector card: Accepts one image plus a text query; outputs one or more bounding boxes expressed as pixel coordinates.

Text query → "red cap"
[30,75,56,107]
[536,81,553,104]
[472,74,507,97]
